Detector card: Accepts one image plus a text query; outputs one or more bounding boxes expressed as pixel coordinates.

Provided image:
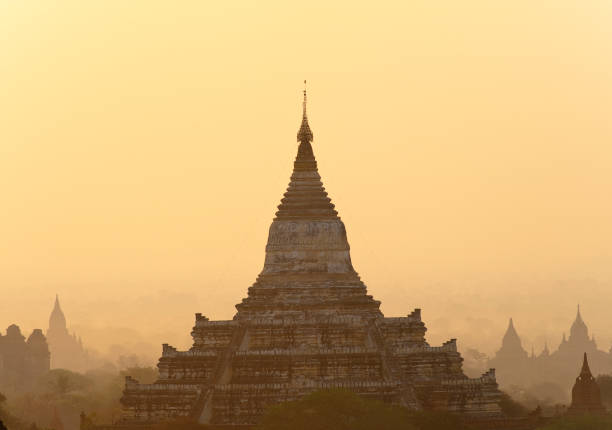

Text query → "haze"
[1,1,611,362]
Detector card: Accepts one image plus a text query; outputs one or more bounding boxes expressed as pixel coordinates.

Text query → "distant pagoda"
[488,318,530,386]
[567,353,606,415]
[47,295,88,371]
[117,87,502,426]
[488,306,612,390]
[496,318,528,360]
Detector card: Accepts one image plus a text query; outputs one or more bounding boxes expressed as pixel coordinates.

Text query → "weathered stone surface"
[116,92,502,426]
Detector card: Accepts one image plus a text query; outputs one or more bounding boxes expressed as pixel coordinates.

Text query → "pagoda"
[117,88,502,426]
[47,295,88,371]
[567,353,606,415]
[488,318,530,387]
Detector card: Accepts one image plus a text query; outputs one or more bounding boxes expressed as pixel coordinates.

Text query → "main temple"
[116,89,502,426]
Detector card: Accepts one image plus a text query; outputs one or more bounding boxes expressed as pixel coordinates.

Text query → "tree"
[499,392,528,417]
[256,389,416,430]
[536,414,612,429]
[0,392,27,430]
[596,375,612,410]
[528,382,567,406]
[255,389,473,430]
[40,369,92,396]
[405,410,473,430]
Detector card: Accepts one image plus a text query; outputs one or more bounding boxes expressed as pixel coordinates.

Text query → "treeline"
[147,389,612,430]
[4,371,612,430]
[0,366,158,430]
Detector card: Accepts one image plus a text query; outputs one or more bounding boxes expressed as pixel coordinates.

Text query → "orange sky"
[1,1,611,357]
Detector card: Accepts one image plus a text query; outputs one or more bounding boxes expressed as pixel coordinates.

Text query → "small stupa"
[567,353,606,415]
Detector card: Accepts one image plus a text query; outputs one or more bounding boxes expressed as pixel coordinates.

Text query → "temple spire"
[504,318,519,339]
[568,352,606,414]
[238,84,374,319]
[273,84,338,221]
[297,80,313,143]
[49,294,67,334]
[500,317,525,354]
[302,80,307,117]
[580,352,592,378]
[570,304,589,342]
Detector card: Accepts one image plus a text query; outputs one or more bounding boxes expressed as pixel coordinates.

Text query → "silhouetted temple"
[567,353,605,415]
[47,295,89,371]
[489,306,612,391]
[488,319,531,386]
[558,306,598,357]
[115,89,502,427]
[0,324,50,391]
[497,319,528,361]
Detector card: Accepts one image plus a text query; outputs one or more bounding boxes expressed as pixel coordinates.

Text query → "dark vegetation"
[499,392,530,417]
[535,414,612,429]
[597,375,612,410]
[4,374,612,430]
[255,389,471,430]
[0,366,158,430]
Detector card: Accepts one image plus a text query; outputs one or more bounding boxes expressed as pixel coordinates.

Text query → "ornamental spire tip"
[297,81,313,143]
[303,80,307,118]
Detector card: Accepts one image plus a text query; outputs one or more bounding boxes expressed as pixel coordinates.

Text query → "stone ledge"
[213,380,400,391]
[235,346,380,356]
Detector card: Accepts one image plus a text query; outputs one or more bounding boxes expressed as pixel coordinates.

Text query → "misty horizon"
[2,1,612,369]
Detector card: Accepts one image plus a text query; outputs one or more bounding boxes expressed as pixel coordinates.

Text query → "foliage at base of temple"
[6,373,612,430]
[499,392,530,417]
[535,414,612,430]
[1,366,159,430]
[0,392,23,430]
[597,375,612,410]
[255,389,471,430]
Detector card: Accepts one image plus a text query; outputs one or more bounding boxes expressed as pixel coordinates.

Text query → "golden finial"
[302,80,308,119]
[297,80,313,142]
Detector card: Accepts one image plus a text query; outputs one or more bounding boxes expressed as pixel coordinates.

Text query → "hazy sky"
[1,1,611,357]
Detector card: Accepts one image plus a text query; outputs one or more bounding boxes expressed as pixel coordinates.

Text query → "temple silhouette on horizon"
[489,306,611,391]
[0,324,49,392]
[112,88,503,427]
[47,295,89,372]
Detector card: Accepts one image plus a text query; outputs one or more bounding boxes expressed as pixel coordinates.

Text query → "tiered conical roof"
[499,318,527,357]
[570,305,589,343]
[275,85,338,221]
[48,294,67,334]
[503,319,520,344]
[579,353,593,379]
[235,87,380,319]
